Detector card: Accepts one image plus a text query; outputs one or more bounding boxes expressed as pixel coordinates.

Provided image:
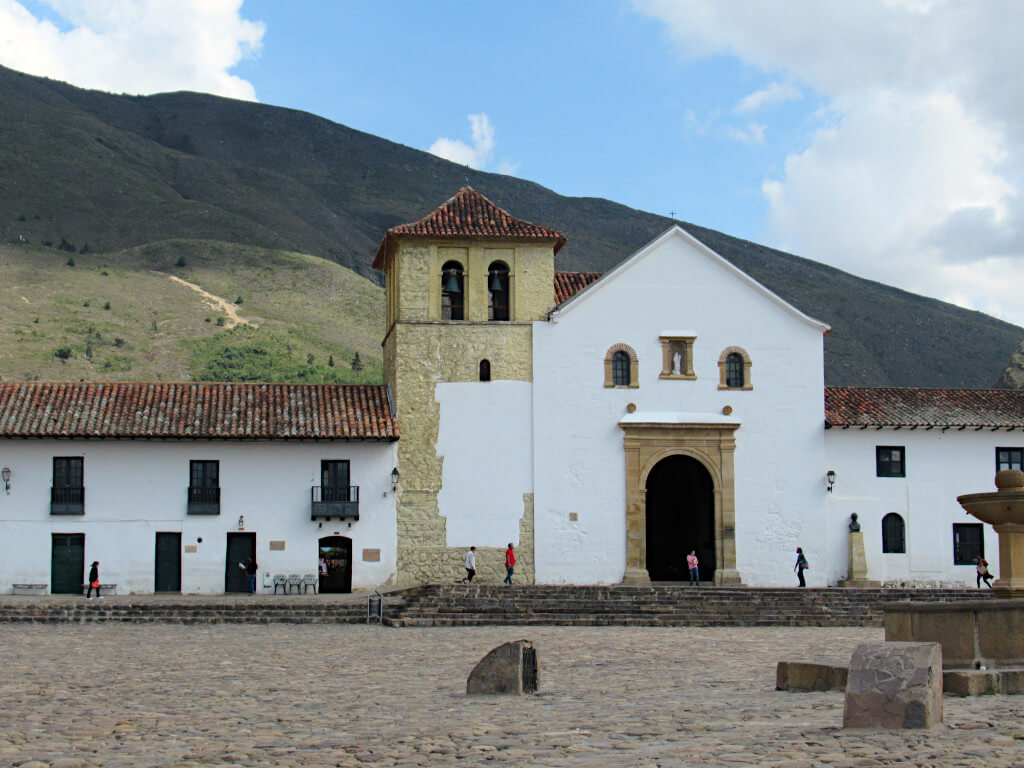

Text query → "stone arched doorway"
[621,419,742,585]
[645,455,716,582]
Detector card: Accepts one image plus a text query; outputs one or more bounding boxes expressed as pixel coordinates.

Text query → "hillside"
[0,62,1020,388]
[0,240,382,383]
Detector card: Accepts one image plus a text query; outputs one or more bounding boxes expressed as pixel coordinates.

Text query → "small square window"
[996,447,1023,472]
[953,523,984,566]
[876,446,905,477]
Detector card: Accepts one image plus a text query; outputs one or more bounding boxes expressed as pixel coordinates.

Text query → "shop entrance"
[318,536,352,593]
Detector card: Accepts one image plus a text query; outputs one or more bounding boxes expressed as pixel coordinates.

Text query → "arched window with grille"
[717,346,752,390]
[604,344,638,388]
[611,351,630,386]
[441,260,464,320]
[882,513,906,554]
[725,353,744,388]
[487,261,510,321]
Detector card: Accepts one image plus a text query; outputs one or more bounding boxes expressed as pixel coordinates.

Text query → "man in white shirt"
[465,546,476,583]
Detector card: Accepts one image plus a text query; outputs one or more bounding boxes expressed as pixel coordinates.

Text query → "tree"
[328,355,334,367]
[351,351,363,371]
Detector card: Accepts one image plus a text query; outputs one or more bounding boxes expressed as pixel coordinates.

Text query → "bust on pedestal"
[839,513,881,588]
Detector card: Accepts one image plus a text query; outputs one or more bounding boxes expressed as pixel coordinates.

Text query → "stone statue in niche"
[671,345,683,375]
[849,513,861,533]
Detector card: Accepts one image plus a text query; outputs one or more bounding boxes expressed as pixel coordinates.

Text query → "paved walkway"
[1,625,1022,767]
[0,590,384,606]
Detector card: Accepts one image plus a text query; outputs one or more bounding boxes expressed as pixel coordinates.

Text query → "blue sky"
[3,1,1024,327]
[231,1,818,243]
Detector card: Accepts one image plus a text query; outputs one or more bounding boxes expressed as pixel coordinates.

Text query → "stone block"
[843,642,942,729]
[467,640,538,695]
[944,668,1024,696]
[776,661,848,691]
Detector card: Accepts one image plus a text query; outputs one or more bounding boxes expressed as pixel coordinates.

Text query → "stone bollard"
[843,642,942,729]
[467,640,538,695]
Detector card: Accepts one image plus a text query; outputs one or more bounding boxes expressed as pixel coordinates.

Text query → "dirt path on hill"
[163,274,256,328]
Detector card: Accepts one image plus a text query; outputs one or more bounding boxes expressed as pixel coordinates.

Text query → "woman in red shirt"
[504,543,515,585]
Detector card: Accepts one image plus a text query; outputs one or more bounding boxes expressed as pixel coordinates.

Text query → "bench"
[81,583,118,596]
[11,584,47,596]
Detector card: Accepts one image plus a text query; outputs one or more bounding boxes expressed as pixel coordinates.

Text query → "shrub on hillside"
[54,347,72,361]
[176,256,186,267]
[66,256,75,267]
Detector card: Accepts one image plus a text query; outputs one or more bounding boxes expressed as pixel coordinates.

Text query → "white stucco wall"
[0,438,397,593]
[532,228,829,586]
[436,380,533,547]
[825,428,1005,586]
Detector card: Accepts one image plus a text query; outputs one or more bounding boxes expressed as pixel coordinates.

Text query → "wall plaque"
[183,545,198,554]
[362,548,381,562]
[269,540,286,551]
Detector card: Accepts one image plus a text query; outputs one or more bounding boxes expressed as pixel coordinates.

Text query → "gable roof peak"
[372,187,566,269]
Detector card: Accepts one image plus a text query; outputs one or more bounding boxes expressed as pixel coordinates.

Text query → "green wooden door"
[51,533,85,594]
[155,532,182,592]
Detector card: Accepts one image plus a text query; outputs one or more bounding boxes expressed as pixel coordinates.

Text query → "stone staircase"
[0,598,380,624]
[384,584,992,627]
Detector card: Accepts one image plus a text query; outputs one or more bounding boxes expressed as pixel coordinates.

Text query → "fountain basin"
[885,598,1019,669]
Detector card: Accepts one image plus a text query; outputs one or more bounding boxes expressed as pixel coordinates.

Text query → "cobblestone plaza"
[1,625,1021,767]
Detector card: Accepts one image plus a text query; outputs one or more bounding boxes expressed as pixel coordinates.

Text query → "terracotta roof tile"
[554,271,602,304]
[825,386,1024,429]
[373,187,566,268]
[0,382,397,440]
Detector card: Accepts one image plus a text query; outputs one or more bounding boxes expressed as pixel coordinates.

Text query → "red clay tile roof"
[373,187,566,269]
[0,382,397,440]
[554,271,602,304]
[825,386,1024,429]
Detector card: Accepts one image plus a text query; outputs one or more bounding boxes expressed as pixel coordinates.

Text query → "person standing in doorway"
[794,547,809,587]
[503,543,515,585]
[86,561,101,599]
[976,556,994,588]
[687,550,699,586]
[465,546,476,584]
[240,556,258,594]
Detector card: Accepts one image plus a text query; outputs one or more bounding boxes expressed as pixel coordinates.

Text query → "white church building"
[0,188,1019,593]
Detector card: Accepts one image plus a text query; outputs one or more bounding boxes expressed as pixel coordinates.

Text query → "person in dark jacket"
[240,557,258,593]
[794,548,809,587]
[86,561,101,599]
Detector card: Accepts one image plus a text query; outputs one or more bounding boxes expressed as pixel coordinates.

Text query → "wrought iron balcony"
[187,485,221,515]
[51,486,84,515]
[311,485,359,520]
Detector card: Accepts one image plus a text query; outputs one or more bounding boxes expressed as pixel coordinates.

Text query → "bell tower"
[372,187,565,585]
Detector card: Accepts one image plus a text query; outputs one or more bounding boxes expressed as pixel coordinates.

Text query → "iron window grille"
[881,513,906,553]
[611,350,631,386]
[725,352,745,388]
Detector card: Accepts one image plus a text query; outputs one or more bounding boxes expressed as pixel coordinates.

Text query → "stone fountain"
[884,470,1024,693]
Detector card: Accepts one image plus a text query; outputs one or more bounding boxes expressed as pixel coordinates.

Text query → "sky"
[2,0,1023,327]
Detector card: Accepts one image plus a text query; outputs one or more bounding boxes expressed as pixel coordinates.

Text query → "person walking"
[86,561,101,599]
[503,543,515,585]
[465,546,476,584]
[794,547,809,587]
[686,550,700,586]
[976,556,994,588]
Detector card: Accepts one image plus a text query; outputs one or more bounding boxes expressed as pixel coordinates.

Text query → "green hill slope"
[0,240,382,383]
[0,63,1020,388]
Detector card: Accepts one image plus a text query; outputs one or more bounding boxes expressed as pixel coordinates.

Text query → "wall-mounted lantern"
[826,470,836,493]
[1,467,9,494]
[391,467,400,490]
[237,515,245,530]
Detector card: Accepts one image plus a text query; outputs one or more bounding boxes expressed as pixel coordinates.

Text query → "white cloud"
[634,0,1024,326]
[0,0,263,100]
[726,122,766,144]
[429,113,518,174]
[734,81,801,113]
